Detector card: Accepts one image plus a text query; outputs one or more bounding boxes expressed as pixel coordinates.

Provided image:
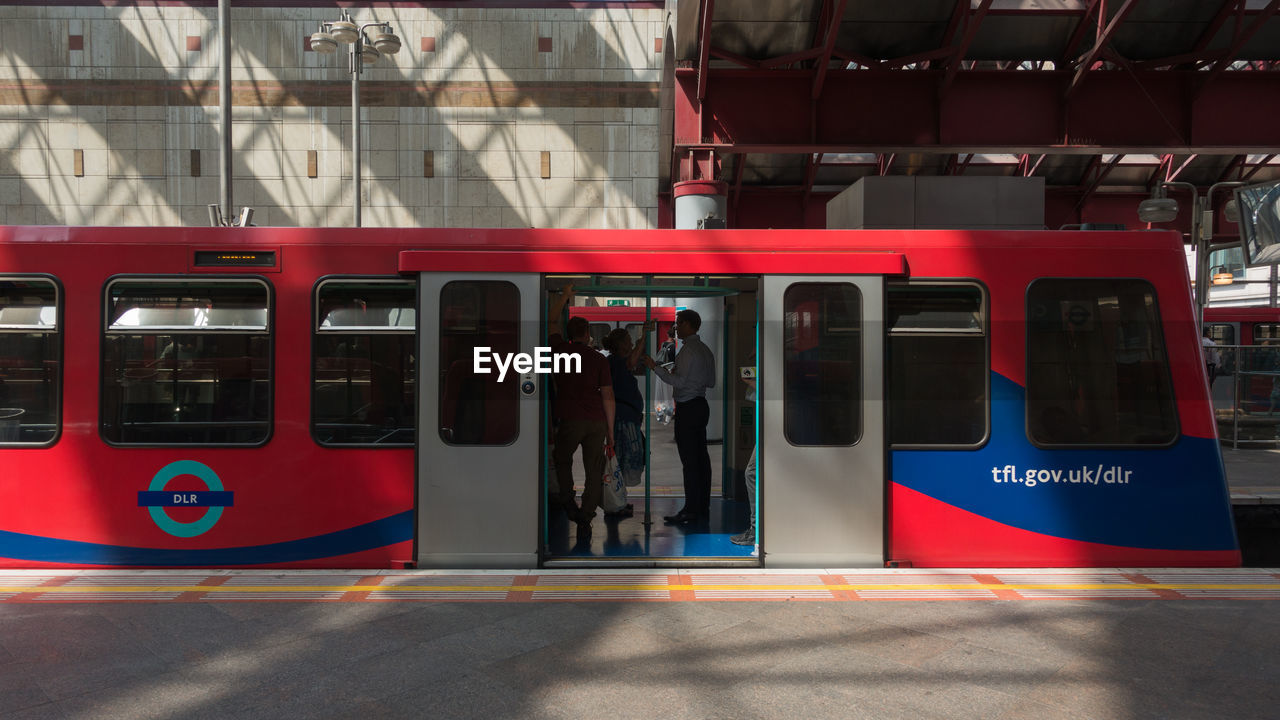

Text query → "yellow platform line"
[6,583,1280,594]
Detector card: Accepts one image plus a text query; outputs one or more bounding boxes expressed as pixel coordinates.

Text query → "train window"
[438,281,519,445]
[888,284,987,447]
[1207,324,1236,374]
[1207,246,1246,281]
[1207,324,1235,346]
[588,323,610,351]
[0,277,60,445]
[313,279,415,446]
[1256,324,1280,341]
[101,279,271,445]
[1026,279,1178,446]
[783,283,861,446]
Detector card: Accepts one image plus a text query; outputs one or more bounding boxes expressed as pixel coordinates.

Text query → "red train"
[0,225,1238,568]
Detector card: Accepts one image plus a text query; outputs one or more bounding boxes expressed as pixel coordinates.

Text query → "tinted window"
[1256,324,1280,341]
[888,284,986,446]
[784,283,861,446]
[314,280,415,446]
[1207,246,1245,280]
[0,277,60,445]
[102,279,271,445]
[1207,323,1236,374]
[588,322,610,352]
[439,281,519,445]
[1026,279,1177,446]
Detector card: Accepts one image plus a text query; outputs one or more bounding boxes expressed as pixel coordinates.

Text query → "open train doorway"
[542,274,761,566]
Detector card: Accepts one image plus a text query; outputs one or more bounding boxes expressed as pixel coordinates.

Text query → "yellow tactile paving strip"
[1,569,1279,602]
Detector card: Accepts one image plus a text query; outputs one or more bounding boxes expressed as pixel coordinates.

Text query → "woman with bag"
[601,324,653,517]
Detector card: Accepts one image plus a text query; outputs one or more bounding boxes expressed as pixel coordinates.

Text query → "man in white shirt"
[1202,330,1221,388]
[644,309,716,524]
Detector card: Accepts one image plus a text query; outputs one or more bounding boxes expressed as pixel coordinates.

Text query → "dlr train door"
[416,273,542,568]
[761,275,885,567]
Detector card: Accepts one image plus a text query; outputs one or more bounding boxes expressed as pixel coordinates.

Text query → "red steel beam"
[1060,0,1104,64]
[1026,153,1047,177]
[1149,153,1173,188]
[760,47,825,69]
[1067,0,1141,98]
[941,0,995,94]
[1195,0,1280,100]
[673,68,1280,154]
[1241,155,1276,182]
[1167,153,1199,182]
[837,46,953,71]
[812,0,850,100]
[709,46,760,69]
[926,0,970,71]
[808,0,832,53]
[877,152,896,176]
[1188,0,1245,57]
[1075,153,1123,210]
[1217,154,1246,182]
[1133,50,1225,70]
[696,0,715,101]
[802,153,823,210]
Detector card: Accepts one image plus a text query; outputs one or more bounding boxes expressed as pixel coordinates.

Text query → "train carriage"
[0,225,1239,568]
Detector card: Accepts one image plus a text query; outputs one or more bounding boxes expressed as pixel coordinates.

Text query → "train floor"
[546,415,756,560]
[545,495,756,559]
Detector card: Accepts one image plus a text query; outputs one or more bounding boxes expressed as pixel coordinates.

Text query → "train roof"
[0,225,1184,255]
[1204,306,1280,322]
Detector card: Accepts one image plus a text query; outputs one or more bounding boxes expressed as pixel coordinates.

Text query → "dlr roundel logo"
[137,460,236,538]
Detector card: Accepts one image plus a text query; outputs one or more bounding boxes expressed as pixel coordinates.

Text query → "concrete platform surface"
[1225,448,1280,508]
[2,569,1279,719]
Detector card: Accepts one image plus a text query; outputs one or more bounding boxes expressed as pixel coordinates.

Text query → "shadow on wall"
[0,4,665,228]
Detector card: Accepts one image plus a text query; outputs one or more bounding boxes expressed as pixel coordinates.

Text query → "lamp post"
[309,13,402,228]
[1138,180,1244,334]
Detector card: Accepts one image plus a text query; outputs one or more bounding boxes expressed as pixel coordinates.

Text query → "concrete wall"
[0,4,665,227]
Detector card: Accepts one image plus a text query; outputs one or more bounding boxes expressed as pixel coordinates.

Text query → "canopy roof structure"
[665,0,1280,230]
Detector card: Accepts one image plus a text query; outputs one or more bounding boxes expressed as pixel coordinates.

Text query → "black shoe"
[664,510,700,524]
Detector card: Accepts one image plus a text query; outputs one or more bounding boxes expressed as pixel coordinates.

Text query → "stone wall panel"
[0,4,664,228]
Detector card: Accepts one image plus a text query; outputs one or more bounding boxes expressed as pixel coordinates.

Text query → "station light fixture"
[310,25,338,54]
[1137,186,1179,224]
[372,32,402,56]
[1136,180,1245,336]
[1224,198,1240,224]
[307,12,403,227]
[329,19,359,45]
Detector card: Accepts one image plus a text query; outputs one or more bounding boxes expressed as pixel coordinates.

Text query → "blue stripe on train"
[0,511,413,566]
[891,373,1237,551]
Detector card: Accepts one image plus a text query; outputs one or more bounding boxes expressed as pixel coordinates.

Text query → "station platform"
[1224,446,1280,505]
[2,568,1278,719]
[2,568,1279,603]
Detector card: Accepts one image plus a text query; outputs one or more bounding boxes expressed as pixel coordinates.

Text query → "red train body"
[0,226,1238,568]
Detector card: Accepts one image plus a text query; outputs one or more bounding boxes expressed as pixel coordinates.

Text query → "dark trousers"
[553,418,607,517]
[674,397,712,516]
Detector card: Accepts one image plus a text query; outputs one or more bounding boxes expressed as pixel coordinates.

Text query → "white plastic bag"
[601,455,628,513]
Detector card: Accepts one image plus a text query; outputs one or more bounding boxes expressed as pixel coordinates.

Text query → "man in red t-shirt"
[548,286,615,540]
